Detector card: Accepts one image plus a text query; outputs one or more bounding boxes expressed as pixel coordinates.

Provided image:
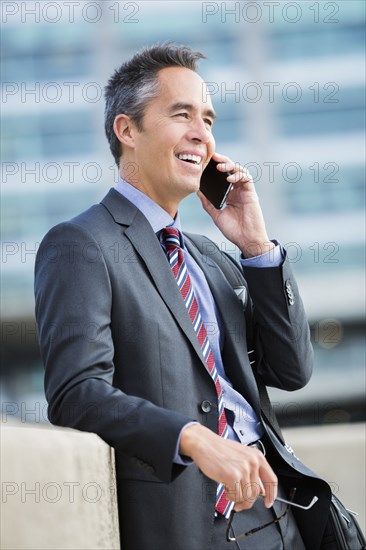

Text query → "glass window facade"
[286,164,365,213]
[1,1,364,421]
[2,112,96,161]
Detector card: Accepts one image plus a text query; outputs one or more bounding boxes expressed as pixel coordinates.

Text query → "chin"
[184,183,200,198]
[173,175,201,200]
[186,175,201,192]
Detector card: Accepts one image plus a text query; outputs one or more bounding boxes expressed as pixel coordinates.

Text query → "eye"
[204,118,213,127]
[175,112,189,119]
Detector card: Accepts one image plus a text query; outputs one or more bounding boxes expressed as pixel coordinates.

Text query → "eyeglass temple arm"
[274,495,318,510]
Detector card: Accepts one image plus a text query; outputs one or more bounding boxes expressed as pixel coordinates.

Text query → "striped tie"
[162,227,234,518]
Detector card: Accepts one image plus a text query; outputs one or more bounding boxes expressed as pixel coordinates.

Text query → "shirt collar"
[115,178,182,234]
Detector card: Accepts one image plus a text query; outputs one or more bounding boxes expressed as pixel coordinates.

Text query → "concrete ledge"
[1,421,120,550]
[1,421,364,548]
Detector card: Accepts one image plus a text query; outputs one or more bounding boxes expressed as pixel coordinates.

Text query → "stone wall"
[1,421,365,549]
[1,421,120,550]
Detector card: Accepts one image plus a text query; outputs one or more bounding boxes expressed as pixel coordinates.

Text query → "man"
[35,43,331,549]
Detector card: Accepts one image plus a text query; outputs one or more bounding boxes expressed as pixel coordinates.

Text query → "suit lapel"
[126,221,210,365]
[101,189,210,369]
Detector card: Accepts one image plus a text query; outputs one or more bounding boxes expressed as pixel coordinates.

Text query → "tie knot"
[162,227,182,252]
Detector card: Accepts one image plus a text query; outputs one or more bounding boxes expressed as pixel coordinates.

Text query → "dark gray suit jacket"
[34,188,331,550]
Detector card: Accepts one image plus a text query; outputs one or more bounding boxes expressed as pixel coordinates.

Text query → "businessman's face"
[131,66,216,215]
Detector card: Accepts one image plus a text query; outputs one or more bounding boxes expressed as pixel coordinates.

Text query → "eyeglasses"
[226,488,318,543]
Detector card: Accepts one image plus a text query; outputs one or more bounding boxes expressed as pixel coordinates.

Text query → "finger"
[263,481,278,508]
[227,171,251,184]
[228,167,253,183]
[259,464,278,509]
[233,482,259,512]
[211,152,253,182]
[226,465,253,511]
[211,152,237,174]
[234,490,255,512]
[257,477,266,496]
[216,161,237,174]
[243,479,262,505]
[233,463,262,511]
[226,482,244,509]
[211,151,231,165]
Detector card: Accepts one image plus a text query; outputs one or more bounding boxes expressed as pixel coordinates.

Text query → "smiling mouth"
[176,153,202,165]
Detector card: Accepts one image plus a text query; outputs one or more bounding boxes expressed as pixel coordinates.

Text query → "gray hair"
[104,42,206,166]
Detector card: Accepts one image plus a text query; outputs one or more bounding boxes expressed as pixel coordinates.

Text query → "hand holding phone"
[199,158,232,209]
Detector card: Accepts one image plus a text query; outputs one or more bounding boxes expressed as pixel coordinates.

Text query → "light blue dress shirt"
[115,178,284,462]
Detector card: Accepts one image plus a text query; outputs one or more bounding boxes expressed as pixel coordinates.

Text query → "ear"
[113,114,137,149]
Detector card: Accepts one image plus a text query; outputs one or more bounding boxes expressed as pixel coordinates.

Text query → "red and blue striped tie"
[162,227,234,518]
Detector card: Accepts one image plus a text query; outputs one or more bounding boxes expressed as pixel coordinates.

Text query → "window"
[285,165,365,214]
[2,112,95,161]
[270,23,365,60]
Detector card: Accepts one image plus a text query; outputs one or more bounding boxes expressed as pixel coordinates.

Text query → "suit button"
[201,400,212,413]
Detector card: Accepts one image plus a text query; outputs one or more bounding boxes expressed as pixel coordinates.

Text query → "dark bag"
[186,233,366,550]
[320,494,366,550]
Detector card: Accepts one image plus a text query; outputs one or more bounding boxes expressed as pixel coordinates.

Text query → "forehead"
[154,66,215,112]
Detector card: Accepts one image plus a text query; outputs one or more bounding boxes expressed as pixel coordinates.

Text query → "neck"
[120,174,179,218]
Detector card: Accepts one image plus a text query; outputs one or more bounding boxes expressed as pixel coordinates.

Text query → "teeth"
[177,154,201,165]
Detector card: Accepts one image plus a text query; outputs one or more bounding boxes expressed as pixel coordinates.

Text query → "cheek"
[208,133,216,154]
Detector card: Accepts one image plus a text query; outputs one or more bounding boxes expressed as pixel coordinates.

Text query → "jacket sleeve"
[34,221,192,483]
[242,251,314,391]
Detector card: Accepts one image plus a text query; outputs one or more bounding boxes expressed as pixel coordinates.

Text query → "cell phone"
[200,158,232,209]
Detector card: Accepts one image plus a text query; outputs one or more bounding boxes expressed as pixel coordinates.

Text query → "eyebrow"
[168,102,217,121]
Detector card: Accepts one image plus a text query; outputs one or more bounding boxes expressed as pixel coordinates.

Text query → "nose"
[188,117,212,144]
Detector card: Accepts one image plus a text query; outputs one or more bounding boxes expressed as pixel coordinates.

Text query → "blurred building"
[1,1,365,425]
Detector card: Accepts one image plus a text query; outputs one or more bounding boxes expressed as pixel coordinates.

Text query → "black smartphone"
[200,158,232,209]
